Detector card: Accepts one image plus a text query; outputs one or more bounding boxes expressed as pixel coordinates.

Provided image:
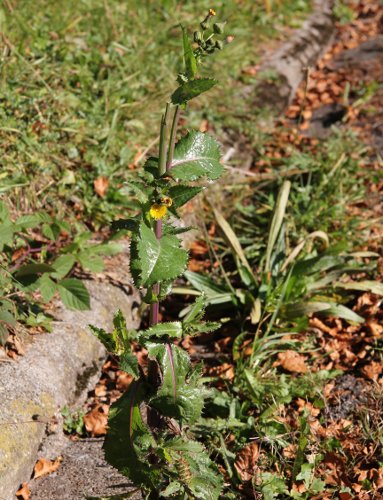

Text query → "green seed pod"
[206,38,214,47]
[213,22,226,34]
[194,31,203,43]
[215,40,224,50]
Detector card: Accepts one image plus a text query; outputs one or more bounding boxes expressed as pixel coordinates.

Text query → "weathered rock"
[0,251,140,499]
[249,0,335,113]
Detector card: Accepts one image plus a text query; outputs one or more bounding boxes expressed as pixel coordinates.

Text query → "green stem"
[158,103,170,176]
[149,102,171,326]
[148,103,170,384]
[150,103,170,325]
[166,105,180,171]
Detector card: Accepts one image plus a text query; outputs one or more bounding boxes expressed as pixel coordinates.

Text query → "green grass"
[1,0,311,226]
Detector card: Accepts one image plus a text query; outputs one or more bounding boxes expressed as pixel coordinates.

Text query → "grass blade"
[213,207,256,283]
[265,180,291,274]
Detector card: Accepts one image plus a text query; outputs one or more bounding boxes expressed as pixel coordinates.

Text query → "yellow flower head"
[150,203,168,220]
[209,8,216,16]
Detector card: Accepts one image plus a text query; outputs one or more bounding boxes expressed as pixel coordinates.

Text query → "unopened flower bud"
[213,22,226,34]
[194,31,203,43]
[206,38,214,47]
[215,40,224,50]
[200,20,208,30]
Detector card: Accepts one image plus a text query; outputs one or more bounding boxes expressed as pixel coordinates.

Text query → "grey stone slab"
[28,439,141,500]
[0,253,140,499]
[244,0,335,113]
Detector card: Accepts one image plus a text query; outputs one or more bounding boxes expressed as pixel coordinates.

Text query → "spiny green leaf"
[160,481,182,497]
[168,184,203,208]
[187,321,220,335]
[58,279,90,310]
[111,218,139,232]
[89,324,115,352]
[143,156,159,178]
[104,381,160,489]
[90,311,136,354]
[146,342,204,424]
[120,351,139,378]
[159,280,173,299]
[162,224,195,236]
[130,222,188,287]
[164,438,205,453]
[128,181,150,204]
[170,131,223,181]
[260,472,289,499]
[171,78,217,105]
[139,322,183,341]
[166,443,223,499]
[183,294,207,324]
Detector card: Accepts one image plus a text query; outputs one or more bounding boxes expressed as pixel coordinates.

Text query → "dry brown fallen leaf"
[234,442,259,482]
[339,493,353,500]
[282,443,297,459]
[199,119,209,132]
[206,362,235,381]
[93,176,109,198]
[33,457,62,479]
[277,350,307,373]
[362,361,382,381]
[16,482,30,500]
[84,403,109,436]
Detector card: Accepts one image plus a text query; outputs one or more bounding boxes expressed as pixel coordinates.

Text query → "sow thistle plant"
[90,11,229,499]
